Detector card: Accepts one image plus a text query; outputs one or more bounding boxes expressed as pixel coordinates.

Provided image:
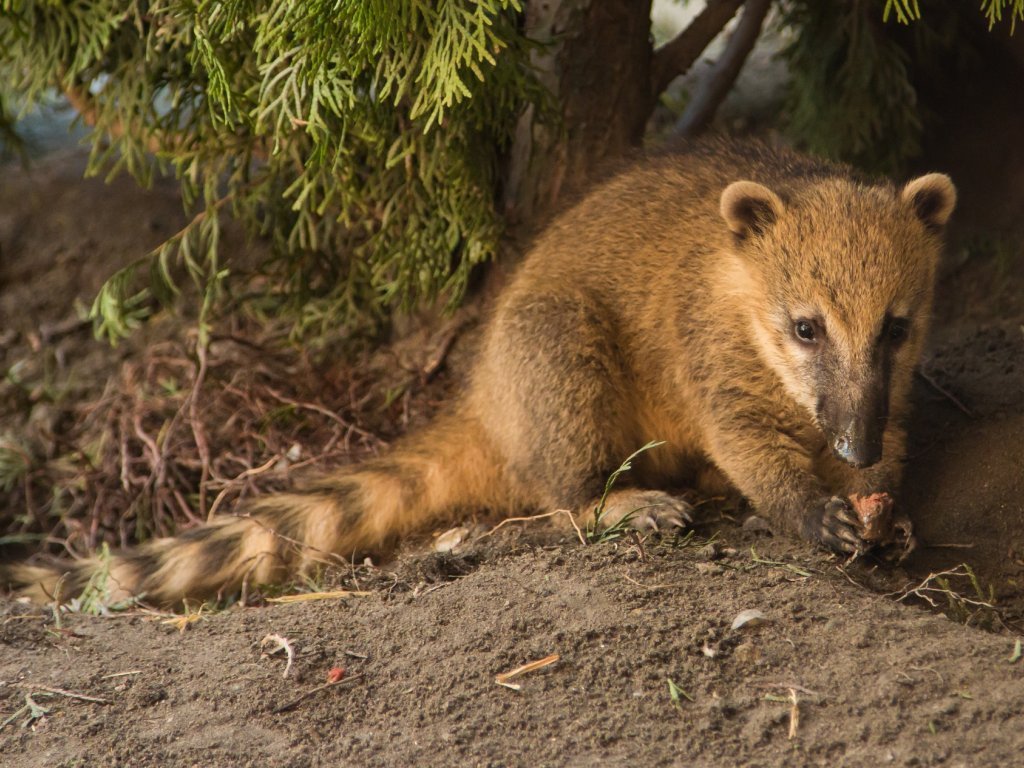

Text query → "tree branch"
[502,0,653,227]
[64,84,165,154]
[674,0,772,137]
[650,0,744,100]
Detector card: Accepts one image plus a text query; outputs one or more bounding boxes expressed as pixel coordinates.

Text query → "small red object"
[327,667,345,683]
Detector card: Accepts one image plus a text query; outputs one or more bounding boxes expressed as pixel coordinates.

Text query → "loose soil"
[1,140,1023,766]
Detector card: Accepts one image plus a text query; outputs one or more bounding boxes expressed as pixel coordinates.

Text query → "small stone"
[694,562,724,576]
[731,609,769,631]
[698,542,722,561]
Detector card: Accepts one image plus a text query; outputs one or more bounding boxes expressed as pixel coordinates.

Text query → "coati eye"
[884,316,911,345]
[793,319,819,344]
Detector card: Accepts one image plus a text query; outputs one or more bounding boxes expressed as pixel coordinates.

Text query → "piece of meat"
[849,492,895,543]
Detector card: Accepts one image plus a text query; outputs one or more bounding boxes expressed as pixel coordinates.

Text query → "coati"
[4,139,956,606]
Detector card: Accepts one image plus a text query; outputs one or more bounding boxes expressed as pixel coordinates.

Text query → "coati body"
[6,140,956,606]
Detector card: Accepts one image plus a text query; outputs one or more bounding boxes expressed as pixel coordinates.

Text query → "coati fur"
[4,139,956,606]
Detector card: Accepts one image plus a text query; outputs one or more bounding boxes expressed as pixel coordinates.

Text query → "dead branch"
[650,0,744,99]
[13,683,110,705]
[263,386,349,430]
[675,0,772,137]
[494,654,560,690]
[888,565,996,610]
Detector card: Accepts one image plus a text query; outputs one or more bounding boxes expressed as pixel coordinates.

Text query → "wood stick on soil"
[13,683,110,705]
[750,682,820,696]
[421,318,469,381]
[271,673,364,714]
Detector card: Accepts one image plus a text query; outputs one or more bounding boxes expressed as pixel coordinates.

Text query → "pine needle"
[266,590,372,603]
[494,653,560,690]
[788,688,800,740]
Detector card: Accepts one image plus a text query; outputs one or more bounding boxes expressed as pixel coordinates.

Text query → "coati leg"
[702,392,866,553]
[477,290,691,532]
[4,413,510,606]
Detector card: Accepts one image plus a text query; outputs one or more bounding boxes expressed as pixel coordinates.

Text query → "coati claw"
[802,496,867,555]
[591,490,693,533]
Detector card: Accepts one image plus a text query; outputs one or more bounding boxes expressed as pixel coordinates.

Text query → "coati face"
[720,173,957,468]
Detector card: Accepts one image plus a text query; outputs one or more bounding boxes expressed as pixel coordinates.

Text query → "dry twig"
[477,510,585,546]
[260,633,297,678]
[916,369,974,417]
[13,683,110,704]
[161,603,207,633]
[271,673,364,714]
[100,670,142,679]
[888,566,994,610]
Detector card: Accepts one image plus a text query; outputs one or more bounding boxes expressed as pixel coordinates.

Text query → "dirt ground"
[2,129,1024,764]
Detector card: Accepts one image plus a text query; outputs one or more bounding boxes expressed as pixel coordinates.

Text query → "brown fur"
[4,139,956,606]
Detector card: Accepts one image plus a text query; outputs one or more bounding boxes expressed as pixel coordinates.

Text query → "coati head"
[719,172,956,468]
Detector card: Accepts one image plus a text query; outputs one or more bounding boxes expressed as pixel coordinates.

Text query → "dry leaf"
[730,609,768,631]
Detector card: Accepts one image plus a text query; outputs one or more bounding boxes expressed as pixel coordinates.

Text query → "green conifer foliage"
[782,0,1023,175]
[0,0,535,341]
[2,1,1022,343]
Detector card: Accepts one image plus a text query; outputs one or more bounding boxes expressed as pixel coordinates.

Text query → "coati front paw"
[591,490,693,533]
[800,496,866,554]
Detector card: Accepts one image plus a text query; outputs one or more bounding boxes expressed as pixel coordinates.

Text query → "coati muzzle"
[829,423,884,469]
[819,382,889,469]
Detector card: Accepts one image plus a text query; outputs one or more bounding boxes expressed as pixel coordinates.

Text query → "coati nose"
[831,434,882,469]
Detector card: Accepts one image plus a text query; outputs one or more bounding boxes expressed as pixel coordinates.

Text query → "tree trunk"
[501,0,654,230]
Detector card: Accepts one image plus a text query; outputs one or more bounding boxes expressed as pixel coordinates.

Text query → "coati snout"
[815,371,889,469]
[791,313,894,469]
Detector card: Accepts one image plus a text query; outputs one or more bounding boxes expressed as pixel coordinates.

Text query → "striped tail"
[3,413,508,607]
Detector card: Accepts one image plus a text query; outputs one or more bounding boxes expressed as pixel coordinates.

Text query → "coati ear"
[720,181,785,238]
[901,173,956,231]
